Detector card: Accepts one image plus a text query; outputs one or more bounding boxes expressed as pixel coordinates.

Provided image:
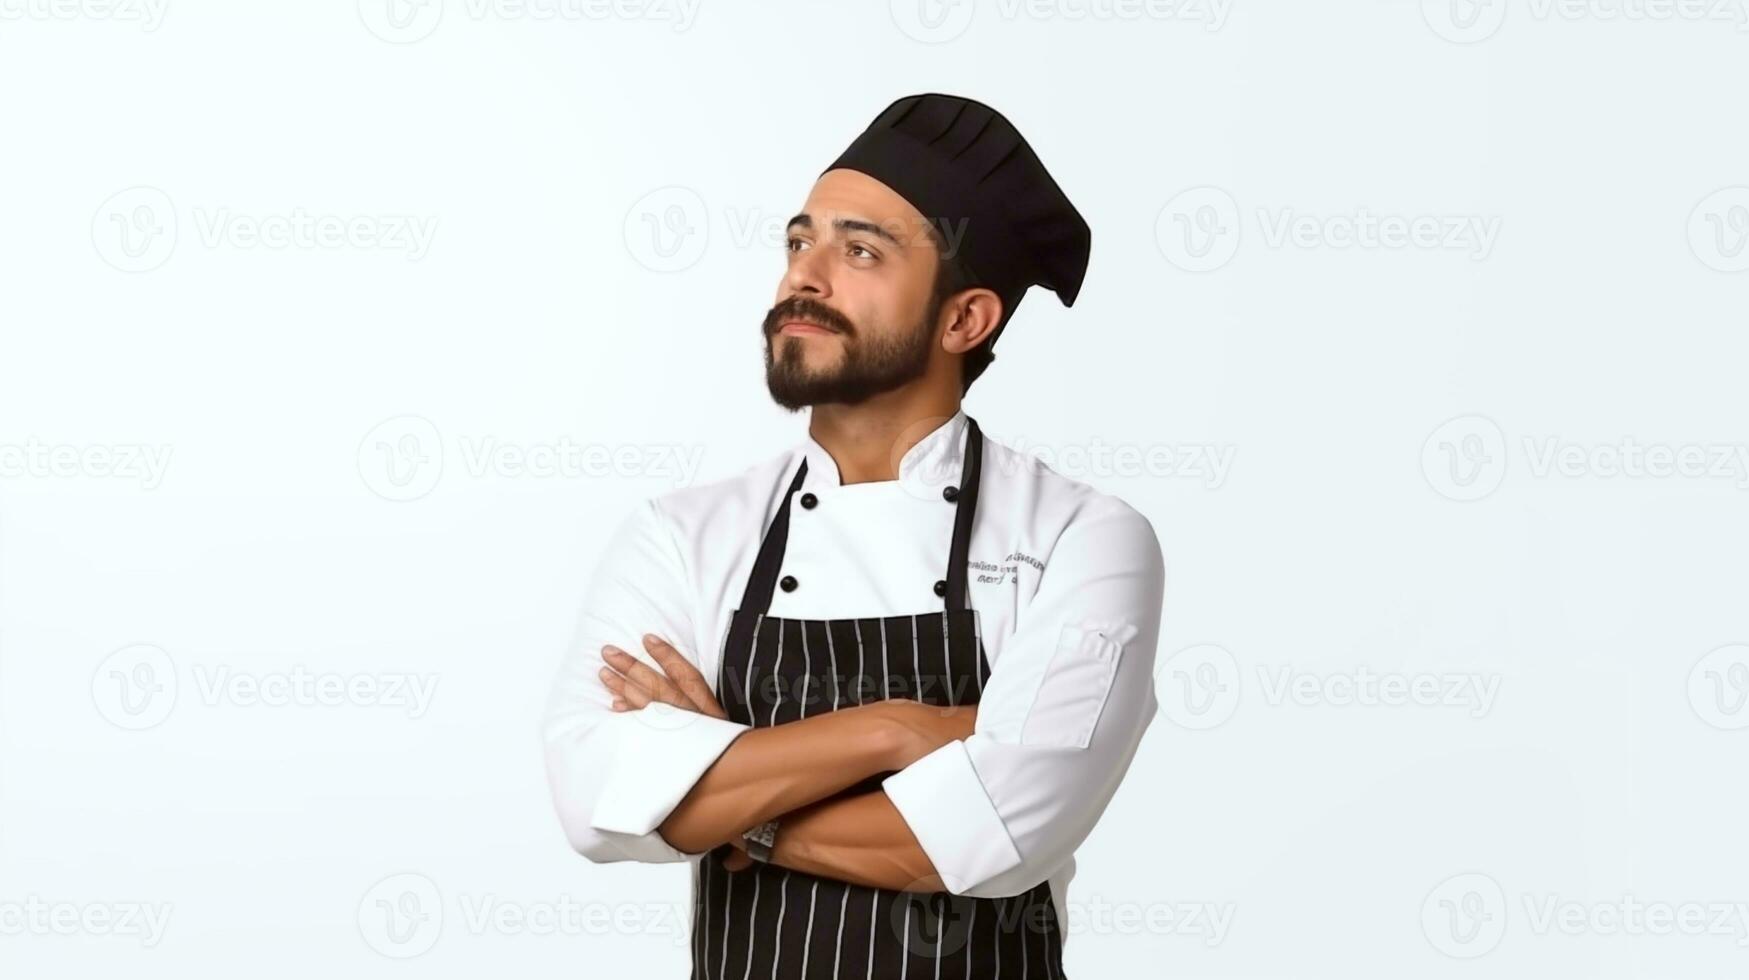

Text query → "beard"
[762,294,938,411]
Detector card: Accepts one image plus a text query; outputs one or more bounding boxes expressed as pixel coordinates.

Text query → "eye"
[786,236,811,254]
[847,243,878,260]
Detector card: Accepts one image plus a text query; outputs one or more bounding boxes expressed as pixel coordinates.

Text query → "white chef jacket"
[541,409,1165,927]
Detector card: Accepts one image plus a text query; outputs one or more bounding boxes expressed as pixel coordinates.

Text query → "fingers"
[641,633,704,684]
[601,646,688,708]
[723,849,753,872]
[599,664,652,709]
[642,634,728,720]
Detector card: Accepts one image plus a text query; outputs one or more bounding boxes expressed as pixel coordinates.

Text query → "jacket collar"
[799,409,969,497]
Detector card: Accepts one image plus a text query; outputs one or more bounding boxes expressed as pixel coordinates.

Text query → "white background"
[2,1,1747,977]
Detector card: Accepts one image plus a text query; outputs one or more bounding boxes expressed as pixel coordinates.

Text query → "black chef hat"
[819,93,1091,354]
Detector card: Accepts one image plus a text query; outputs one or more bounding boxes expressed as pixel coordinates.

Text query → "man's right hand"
[599,635,976,770]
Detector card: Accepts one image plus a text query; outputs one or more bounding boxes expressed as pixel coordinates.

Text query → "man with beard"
[543,93,1164,979]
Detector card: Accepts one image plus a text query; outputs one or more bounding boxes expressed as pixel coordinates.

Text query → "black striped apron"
[691,416,1066,980]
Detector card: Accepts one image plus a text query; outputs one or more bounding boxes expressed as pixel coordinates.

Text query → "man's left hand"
[598,633,727,719]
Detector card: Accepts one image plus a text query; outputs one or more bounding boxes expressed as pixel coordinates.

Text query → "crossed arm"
[598,635,970,891]
[545,495,1165,899]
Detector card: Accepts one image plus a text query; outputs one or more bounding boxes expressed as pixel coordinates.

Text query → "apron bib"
[690,417,1066,980]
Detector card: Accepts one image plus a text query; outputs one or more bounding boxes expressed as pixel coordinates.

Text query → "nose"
[782,243,832,300]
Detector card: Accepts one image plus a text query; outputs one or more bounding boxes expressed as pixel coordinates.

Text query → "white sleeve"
[881,497,1165,897]
[541,499,750,864]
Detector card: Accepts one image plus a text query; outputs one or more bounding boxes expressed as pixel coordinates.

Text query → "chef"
[543,93,1164,979]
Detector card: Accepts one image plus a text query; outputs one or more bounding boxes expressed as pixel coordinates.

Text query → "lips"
[779,320,837,336]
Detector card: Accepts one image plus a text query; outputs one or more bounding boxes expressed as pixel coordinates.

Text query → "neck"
[807,386,962,485]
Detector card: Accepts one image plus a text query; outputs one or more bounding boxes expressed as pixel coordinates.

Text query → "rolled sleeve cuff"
[589,704,749,841]
[882,739,1022,894]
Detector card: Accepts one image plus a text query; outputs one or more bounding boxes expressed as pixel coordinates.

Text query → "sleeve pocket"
[1019,623,1127,749]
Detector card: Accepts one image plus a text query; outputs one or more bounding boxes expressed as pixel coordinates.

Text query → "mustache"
[764,298,854,338]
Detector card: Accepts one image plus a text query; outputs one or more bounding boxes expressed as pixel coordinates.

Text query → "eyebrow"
[786,213,906,248]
